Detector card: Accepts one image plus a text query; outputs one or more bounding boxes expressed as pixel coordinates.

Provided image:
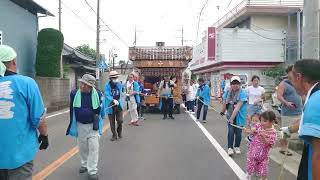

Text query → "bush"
[36,28,64,77]
[262,63,287,85]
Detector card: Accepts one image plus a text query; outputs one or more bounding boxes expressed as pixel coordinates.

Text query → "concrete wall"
[251,15,289,31]
[66,69,76,91]
[218,29,286,62]
[0,0,38,77]
[35,77,70,112]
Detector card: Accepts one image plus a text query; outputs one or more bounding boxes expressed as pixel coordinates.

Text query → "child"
[246,114,260,144]
[244,111,277,180]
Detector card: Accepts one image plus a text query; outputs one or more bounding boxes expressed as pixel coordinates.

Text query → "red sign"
[207,27,216,61]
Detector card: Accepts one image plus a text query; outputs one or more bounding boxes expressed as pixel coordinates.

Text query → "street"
[32,107,296,180]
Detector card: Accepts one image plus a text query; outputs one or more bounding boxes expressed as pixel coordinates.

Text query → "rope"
[196,97,245,130]
[196,97,290,179]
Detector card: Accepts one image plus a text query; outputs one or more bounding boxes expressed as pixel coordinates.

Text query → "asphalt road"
[33,108,296,180]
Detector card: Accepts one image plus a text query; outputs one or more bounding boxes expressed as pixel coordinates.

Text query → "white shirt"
[193,84,199,97]
[186,85,195,101]
[224,80,230,92]
[246,85,265,105]
[159,80,175,95]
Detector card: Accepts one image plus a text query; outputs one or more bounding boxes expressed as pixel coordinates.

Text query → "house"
[0,0,53,77]
[190,0,303,97]
[62,44,96,90]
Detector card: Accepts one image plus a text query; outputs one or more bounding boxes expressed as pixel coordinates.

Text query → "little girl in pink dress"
[244,111,277,180]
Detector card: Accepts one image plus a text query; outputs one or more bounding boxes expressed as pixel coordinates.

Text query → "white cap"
[231,76,241,83]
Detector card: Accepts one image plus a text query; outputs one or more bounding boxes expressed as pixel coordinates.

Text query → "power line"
[83,0,130,47]
[61,1,96,32]
[227,0,233,8]
[248,28,285,41]
[196,0,209,43]
[222,5,285,41]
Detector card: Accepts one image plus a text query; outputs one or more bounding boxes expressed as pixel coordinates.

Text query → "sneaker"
[110,136,117,141]
[202,120,207,123]
[79,167,87,173]
[227,148,234,156]
[88,174,98,180]
[234,147,241,154]
[133,121,140,126]
[169,116,175,120]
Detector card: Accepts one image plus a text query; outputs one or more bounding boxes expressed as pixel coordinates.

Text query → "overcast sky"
[35,0,242,64]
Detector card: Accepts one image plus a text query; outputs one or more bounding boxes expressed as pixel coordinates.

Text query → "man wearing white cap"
[66,74,102,180]
[0,45,48,180]
[102,70,124,141]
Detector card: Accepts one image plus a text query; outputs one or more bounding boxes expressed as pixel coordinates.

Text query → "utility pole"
[133,27,137,46]
[58,0,61,31]
[302,0,320,59]
[133,27,143,46]
[58,0,63,78]
[181,26,184,46]
[96,0,101,80]
[177,26,191,46]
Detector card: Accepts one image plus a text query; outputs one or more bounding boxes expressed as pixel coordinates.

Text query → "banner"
[207,27,216,61]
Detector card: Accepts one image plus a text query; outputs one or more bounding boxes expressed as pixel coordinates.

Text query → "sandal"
[279,150,293,156]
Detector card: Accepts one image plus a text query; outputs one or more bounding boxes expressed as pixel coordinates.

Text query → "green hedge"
[36,28,64,77]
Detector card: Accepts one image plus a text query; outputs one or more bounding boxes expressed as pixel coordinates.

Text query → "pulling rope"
[196,97,245,130]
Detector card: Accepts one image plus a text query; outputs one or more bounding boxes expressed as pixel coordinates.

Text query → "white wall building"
[190,0,304,98]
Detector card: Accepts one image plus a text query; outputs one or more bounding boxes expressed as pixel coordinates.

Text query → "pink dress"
[246,123,276,177]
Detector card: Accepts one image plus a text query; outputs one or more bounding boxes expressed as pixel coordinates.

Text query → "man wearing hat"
[221,76,248,156]
[102,70,124,141]
[66,74,102,180]
[0,45,48,180]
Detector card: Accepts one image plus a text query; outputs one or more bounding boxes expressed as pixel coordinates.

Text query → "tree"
[36,28,64,77]
[75,44,96,59]
[262,63,287,85]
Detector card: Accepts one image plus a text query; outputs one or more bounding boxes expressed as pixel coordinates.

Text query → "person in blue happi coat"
[281,59,320,180]
[0,45,48,180]
[103,70,124,141]
[195,78,211,123]
[66,74,102,180]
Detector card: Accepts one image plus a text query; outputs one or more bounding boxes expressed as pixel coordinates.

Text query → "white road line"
[46,110,69,119]
[188,113,247,180]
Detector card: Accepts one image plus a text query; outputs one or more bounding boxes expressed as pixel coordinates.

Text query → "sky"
[35,0,242,64]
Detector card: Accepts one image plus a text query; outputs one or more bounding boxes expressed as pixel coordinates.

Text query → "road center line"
[187,113,247,180]
[33,111,129,180]
[46,110,70,119]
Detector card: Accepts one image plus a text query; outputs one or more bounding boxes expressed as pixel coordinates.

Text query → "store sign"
[207,27,216,61]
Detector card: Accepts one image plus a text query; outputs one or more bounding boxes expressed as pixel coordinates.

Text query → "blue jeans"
[186,100,195,112]
[196,99,208,120]
[227,123,242,149]
[247,104,263,116]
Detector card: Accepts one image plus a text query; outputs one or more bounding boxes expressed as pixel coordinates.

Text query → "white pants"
[128,96,138,122]
[77,122,100,175]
